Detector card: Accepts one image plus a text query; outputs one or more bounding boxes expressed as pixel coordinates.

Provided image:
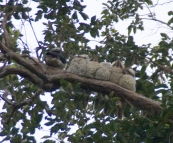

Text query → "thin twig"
[1,89,43,124]
[0,90,12,105]
[28,14,40,47]
[150,60,173,74]
[0,60,7,71]
[141,17,173,29]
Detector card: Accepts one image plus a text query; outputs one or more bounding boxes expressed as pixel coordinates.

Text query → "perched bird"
[118,67,136,119]
[125,68,135,77]
[111,60,136,120]
[85,59,101,78]
[110,60,125,119]
[112,60,125,69]
[77,54,89,59]
[90,55,98,62]
[67,54,90,76]
[45,48,66,69]
[95,62,112,81]
[110,60,124,84]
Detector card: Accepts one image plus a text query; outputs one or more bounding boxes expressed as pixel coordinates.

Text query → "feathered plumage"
[45,48,66,69]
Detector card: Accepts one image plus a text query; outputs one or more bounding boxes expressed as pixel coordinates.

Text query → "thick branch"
[0,48,162,113]
[0,66,43,86]
[0,43,48,81]
[46,70,162,113]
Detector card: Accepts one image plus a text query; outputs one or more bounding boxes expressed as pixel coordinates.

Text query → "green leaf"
[160,33,170,40]
[35,10,43,21]
[91,15,96,24]
[0,130,8,136]
[140,65,148,79]
[51,124,59,134]
[79,11,89,20]
[128,25,132,35]
[23,0,28,4]
[72,11,78,20]
[145,0,153,5]
[167,17,173,25]
[43,140,56,143]
[41,135,51,139]
[13,12,21,19]
[11,127,19,135]
[168,11,173,16]
[44,120,55,126]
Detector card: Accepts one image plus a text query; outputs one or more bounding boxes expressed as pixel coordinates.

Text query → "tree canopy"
[0,0,173,142]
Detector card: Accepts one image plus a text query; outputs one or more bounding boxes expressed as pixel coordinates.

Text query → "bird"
[45,48,66,69]
[77,54,89,59]
[125,68,135,77]
[112,60,125,69]
[110,60,124,84]
[111,60,136,119]
[95,62,112,81]
[90,55,98,62]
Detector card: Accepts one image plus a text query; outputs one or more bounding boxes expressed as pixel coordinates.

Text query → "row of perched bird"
[45,48,136,92]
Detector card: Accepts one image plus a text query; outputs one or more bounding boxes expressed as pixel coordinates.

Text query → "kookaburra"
[45,48,66,69]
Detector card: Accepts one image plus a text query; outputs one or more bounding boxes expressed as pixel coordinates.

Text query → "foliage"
[0,0,173,142]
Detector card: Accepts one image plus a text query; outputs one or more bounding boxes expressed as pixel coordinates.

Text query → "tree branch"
[0,65,43,86]
[0,42,48,81]
[0,89,43,124]
[45,70,162,114]
[141,17,173,29]
[150,60,173,74]
[0,44,163,114]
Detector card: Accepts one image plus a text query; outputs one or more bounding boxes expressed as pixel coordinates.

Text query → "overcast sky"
[14,0,173,50]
